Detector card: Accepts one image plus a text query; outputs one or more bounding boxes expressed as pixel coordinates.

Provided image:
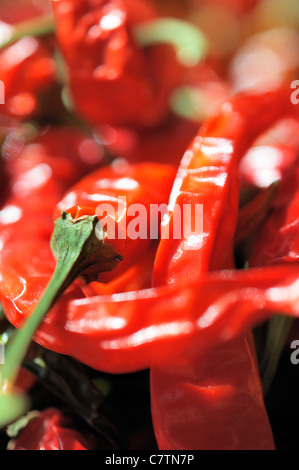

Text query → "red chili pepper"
[0,90,293,368]
[100,116,199,165]
[23,262,298,373]
[250,162,299,267]
[51,0,185,128]
[153,89,293,285]
[2,89,299,449]
[239,116,299,191]
[14,368,36,394]
[9,408,97,450]
[0,37,56,118]
[235,182,279,245]
[54,161,177,279]
[149,90,295,450]
[0,0,51,24]
[0,159,176,354]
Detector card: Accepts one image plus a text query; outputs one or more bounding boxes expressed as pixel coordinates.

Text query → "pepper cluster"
[1,0,299,451]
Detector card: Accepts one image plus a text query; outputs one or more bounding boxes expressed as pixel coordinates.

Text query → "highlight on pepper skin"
[1,0,299,452]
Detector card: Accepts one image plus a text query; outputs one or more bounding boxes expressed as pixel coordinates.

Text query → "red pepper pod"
[251,161,299,266]
[150,335,273,450]
[149,89,297,450]
[0,37,56,118]
[153,88,294,286]
[51,0,183,128]
[0,159,176,366]
[9,408,96,450]
[18,263,297,374]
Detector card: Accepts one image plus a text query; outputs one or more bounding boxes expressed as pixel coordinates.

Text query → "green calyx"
[134,18,208,67]
[0,14,55,50]
[0,213,122,427]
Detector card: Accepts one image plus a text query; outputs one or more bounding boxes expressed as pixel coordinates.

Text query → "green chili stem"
[0,14,55,50]
[0,213,122,427]
[134,18,208,67]
[1,257,78,387]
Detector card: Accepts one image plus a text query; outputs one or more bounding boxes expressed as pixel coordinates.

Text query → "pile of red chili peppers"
[1,0,299,451]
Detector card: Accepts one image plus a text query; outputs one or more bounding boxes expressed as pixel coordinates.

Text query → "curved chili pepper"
[0,159,176,357]
[242,114,299,267]
[153,89,293,285]
[0,89,295,373]
[9,263,296,373]
[250,162,299,267]
[9,408,97,450]
[2,90,299,449]
[149,90,295,450]
[235,182,279,245]
[51,0,185,128]
[54,161,177,280]
[239,116,299,191]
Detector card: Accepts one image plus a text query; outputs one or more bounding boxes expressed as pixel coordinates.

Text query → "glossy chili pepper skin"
[0,37,56,118]
[153,89,294,286]
[55,161,177,281]
[0,157,176,364]
[239,116,299,191]
[10,408,96,450]
[150,336,273,450]
[251,172,299,266]
[149,91,297,450]
[20,263,298,373]
[1,125,105,224]
[249,135,299,267]
[51,0,184,128]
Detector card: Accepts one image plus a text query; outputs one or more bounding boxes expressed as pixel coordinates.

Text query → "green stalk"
[0,212,122,427]
[134,18,208,67]
[0,15,208,68]
[0,14,55,50]
[260,315,293,396]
